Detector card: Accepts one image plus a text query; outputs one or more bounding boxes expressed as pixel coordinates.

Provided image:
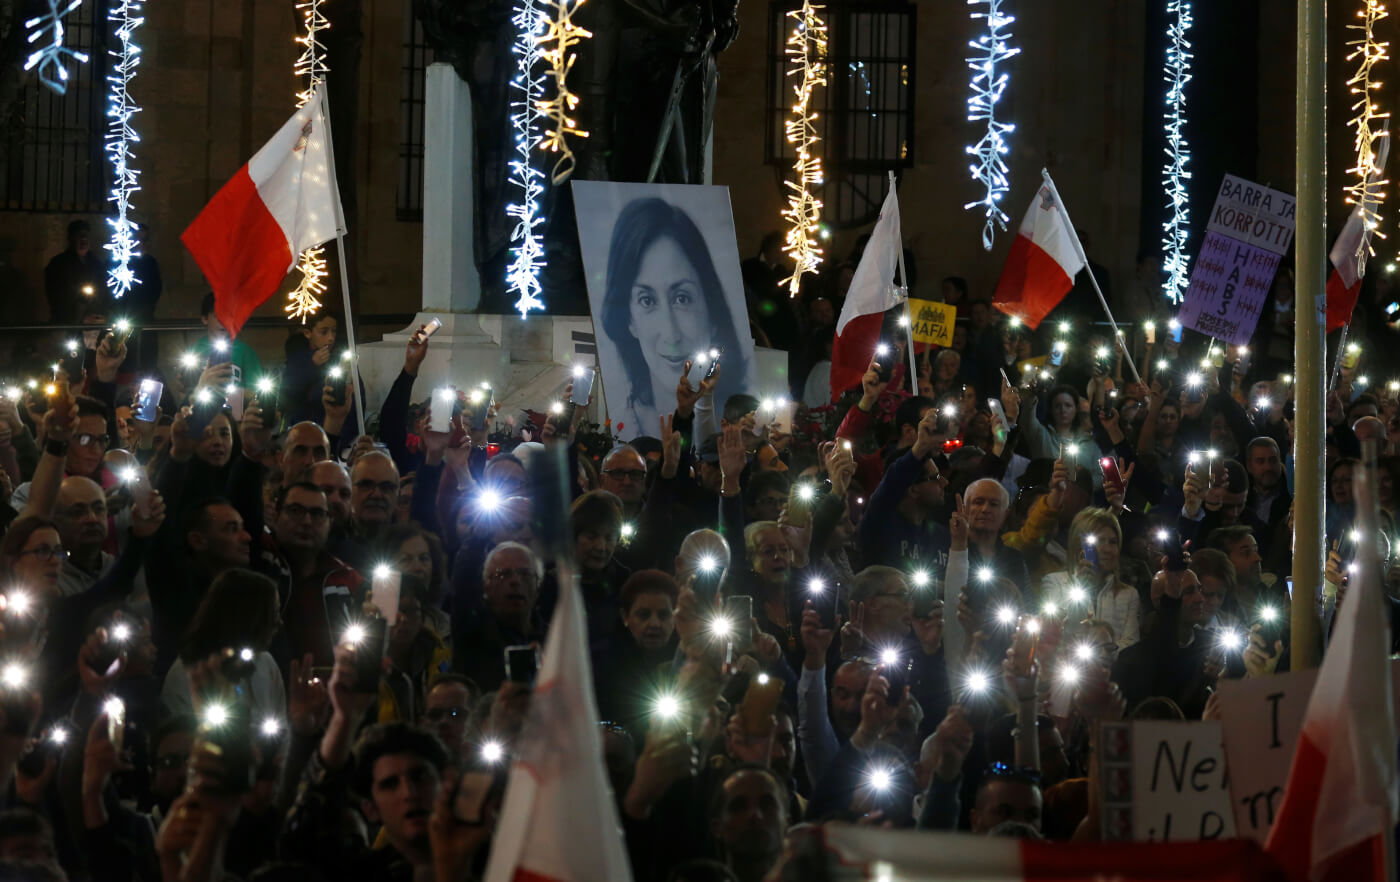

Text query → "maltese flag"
[181,85,345,339]
[1264,443,1398,881]
[992,182,1086,330]
[829,182,906,401]
[483,578,633,882]
[1327,132,1389,333]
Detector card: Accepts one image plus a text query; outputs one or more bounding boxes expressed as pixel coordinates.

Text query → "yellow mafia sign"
[908,299,957,347]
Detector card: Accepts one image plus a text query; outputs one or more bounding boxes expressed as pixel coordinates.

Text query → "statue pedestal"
[359,62,505,411]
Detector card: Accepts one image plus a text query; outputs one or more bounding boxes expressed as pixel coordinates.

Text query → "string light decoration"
[287,0,331,322]
[24,0,89,95]
[1346,0,1391,274]
[103,0,143,298]
[1161,0,1193,305]
[534,0,591,185]
[505,0,549,316]
[779,0,827,297]
[963,0,1020,251]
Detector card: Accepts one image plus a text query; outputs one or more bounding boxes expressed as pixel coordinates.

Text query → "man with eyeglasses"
[599,445,649,520]
[259,481,363,666]
[451,541,544,692]
[10,396,117,522]
[343,452,400,567]
[420,675,479,761]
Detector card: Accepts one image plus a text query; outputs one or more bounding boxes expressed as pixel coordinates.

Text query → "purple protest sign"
[1178,175,1296,344]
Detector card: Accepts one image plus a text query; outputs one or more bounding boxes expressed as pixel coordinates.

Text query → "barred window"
[397,5,434,222]
[766,0,916,229]
[0,1,108,212]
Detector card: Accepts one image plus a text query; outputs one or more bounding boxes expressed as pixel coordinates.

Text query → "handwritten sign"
[1218,658,1400,842]
[908,300,956,347]
[1100,720,1236,842]
[1178,175,1297,345]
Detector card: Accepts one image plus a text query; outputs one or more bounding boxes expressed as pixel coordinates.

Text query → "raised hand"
[840,600,867,659]
[929,705,975,782]
[675,360,701,418]
[1242,624,1282,678]
[860,359,890,410]
[717,423,746,493]
[1047,455,1069,512]
[623,729,697,821]
[799,602,837,671]
[288,653,329,737]
[95,340,127,383]
[404,330,429,376]
[239,398,270,459]
[949,493,969,551]
[660,413,682,479]
[130,489,166,538]
[911,409,943,458]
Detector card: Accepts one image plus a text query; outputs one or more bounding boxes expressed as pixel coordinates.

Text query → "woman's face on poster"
[627,235,713,397]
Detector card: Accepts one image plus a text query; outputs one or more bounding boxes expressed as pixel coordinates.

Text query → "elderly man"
[324,450,400,571]
[451,541,545,692]
[420,675,478,762]
[600,445,649,519]
[961,477,1030,595]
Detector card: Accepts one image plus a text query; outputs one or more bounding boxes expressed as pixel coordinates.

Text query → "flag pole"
[316,82,363,438]
[1038,169,1142,385]
[890,171,918,392]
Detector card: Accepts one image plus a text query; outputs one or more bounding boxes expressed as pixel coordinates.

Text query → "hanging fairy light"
[963,0,1020,251]
[104,0,143,298]
[1346,0,1390,273]
[506,0,548,317]
[1161,0,1193,305]
[287,0,331,323]
[780,0,827,297]
[534,0,591,185]
[24,0,89,95]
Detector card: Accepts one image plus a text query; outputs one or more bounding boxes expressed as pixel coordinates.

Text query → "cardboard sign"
[1178,175,1297,345]
[908,299,956,347]
[1100,720,1237,842]
[1218,658,1400,843]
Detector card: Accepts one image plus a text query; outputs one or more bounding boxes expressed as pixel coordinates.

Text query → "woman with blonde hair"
[1040,507,1139,649]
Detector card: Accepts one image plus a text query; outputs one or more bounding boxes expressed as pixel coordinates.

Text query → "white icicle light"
[963,0,1021,250]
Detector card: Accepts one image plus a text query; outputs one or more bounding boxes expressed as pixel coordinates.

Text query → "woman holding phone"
[1040,507,1139,650]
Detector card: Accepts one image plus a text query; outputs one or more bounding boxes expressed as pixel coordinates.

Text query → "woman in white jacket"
[1040,507,1140,650]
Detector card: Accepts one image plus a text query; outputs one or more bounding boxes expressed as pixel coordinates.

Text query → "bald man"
[279,422,332,489]
[53,476,147,599]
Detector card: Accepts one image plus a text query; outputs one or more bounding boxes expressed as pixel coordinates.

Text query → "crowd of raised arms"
[0,256,1391,882]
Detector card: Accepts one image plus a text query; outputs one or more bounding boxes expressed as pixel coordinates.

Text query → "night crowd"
[0,220,1393,882]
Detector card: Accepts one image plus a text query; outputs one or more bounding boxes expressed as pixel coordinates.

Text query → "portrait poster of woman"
[573,181,758,440]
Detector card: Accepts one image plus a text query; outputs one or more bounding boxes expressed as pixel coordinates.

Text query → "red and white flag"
[814,825,1283,881]
[483,577,633,882]
[992,183,1086,329]
[181,85,345,339]
[1326,207,1368,333]
[1263,479,1398,878]
[1327,133,1388,333]
[830,183,906,401]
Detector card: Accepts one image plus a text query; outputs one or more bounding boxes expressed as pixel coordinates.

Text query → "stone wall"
[712,0,1146,305]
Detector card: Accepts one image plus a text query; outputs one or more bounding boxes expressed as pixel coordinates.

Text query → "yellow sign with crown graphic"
[908,299,956,347]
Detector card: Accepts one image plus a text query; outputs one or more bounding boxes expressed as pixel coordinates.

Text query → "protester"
[0,231,1394,882]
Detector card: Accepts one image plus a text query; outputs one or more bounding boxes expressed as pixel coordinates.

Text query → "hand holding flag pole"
[1038,169,1142,384]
